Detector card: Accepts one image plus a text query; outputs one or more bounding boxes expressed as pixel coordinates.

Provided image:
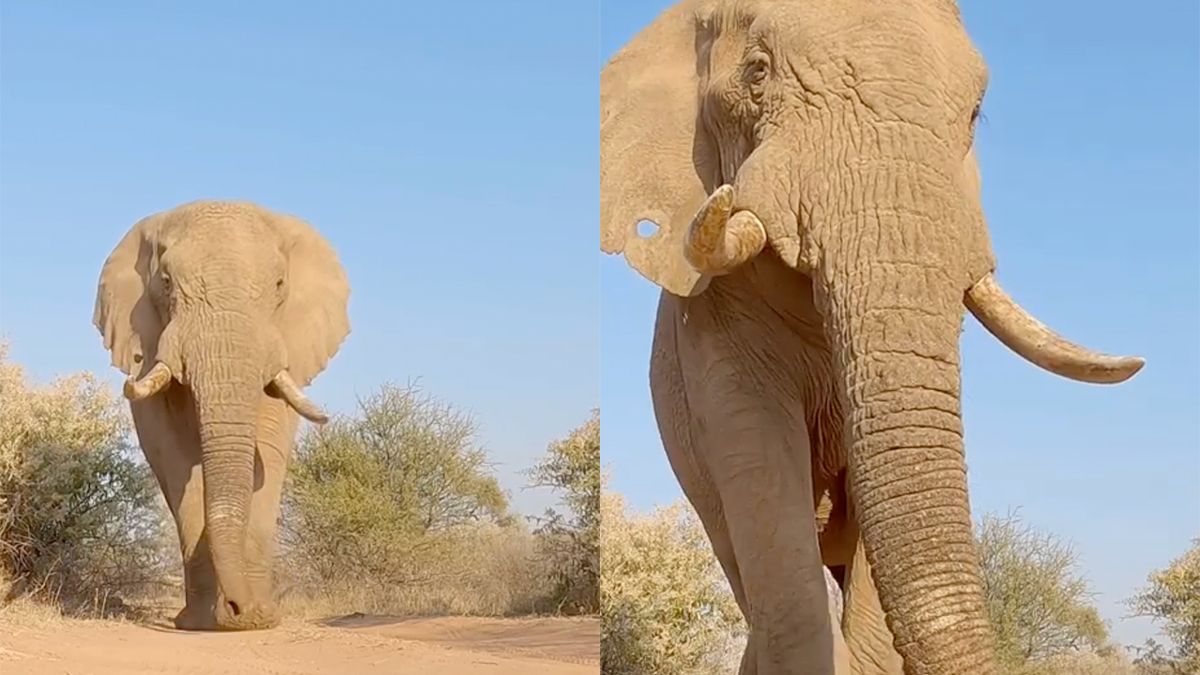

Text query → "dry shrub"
[279,521,550,618]
[280,382,574,617]
[0,593,78,629]
[977,511,1111,671]
[1128,539,1200,674]
[0,342,172,616]
[1009,650,1140,675]
[528,409,599,614]
[600,487,745,675]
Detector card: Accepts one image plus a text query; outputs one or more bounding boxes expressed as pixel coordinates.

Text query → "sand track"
[0,613,599,674]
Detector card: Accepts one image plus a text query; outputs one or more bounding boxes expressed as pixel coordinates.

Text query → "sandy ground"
[0,613,600,675]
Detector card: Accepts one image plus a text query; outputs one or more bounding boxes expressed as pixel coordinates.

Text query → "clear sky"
[600,0,1199,648]
[0,2,598,518]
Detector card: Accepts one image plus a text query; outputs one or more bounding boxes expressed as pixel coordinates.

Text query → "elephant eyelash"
[970,102,987,126]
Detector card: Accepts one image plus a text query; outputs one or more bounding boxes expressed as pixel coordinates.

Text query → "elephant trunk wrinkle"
[816,181,998,672]
[834,294,995,673]
[187,336,265,623]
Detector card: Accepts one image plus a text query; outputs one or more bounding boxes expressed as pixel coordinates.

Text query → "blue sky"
[600,0,1199,648]
[0,1,598,518]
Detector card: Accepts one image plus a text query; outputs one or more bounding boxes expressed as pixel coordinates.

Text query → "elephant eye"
[745,56,770,107]
[747,58,770,85]
[161,274,172,291]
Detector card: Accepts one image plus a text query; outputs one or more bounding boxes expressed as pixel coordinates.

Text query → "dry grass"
[277,522,558,619]
[1008,651,1141,675]
[0,594,74,629]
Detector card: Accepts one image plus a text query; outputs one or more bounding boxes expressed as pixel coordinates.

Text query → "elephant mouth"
[123,361,330,423]
[681,184,1145,385]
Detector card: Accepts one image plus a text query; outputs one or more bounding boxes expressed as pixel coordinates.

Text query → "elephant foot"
[173,604,217,631]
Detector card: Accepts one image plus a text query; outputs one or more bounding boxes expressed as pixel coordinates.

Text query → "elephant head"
[602,1,1142,671]
[94,201,349,625]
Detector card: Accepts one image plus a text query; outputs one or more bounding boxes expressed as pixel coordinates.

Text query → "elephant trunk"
[822,276,995,673]
[187,312,266,623]
[814,158,996,673]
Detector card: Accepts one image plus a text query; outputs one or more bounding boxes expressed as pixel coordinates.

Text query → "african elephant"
[93,201,349,631]
[600,1,1143,673]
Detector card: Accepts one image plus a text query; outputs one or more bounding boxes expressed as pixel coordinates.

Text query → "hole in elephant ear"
[636,220,660,238]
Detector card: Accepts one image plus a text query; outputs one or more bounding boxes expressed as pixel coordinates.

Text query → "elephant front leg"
[233,399,297,630]
[650,330,756,674]
[172,464,220,630]
[843,538,904,675]
[237,445,286,630]
[131,399,219,630]
[700,395,835,674]
[817,479,903,675]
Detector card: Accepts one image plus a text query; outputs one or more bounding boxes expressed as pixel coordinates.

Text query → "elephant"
[93,200,350,631]
[600,1,1144,673]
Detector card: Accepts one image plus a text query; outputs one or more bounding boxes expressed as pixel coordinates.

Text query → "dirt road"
[0,613,599,674]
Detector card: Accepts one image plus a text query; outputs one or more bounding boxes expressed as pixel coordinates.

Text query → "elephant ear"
[94,214,168,378]
[601,0,717,297]
[265,210,351,387]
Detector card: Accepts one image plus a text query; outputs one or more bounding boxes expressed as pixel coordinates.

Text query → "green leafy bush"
[280,382,546,615]
[1128,539,1200,674]
[976,511,1113,673]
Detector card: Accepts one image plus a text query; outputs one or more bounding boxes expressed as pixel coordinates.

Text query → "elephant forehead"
[159,204,277,247]
[169,200,266,224]
[699,0,980,73]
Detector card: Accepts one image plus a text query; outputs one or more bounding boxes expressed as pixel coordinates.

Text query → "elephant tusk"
[965,273,1145,384]
[269,370,330,424]
[123,361,173,400]
[683,184,767,275]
